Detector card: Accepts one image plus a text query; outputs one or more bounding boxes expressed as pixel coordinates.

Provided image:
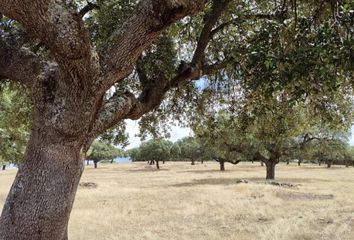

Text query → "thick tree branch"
[213,157,241,165]
[98,0,208,90]
[210,12,288,37]
[0,0,94,82]
[0,38,52,86]
[254,151,268,163]
[90,91,137,136]
[91,0,232,135]
[79,2,100,18]
[191,0,231,65]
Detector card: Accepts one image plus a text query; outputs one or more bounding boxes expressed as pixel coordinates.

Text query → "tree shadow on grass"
[170,178,240,187]
[126,168,170,173]
[177,169,238,174]
[169,176,335,188]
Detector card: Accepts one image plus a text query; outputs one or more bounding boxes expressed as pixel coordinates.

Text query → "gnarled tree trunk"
[0,126,84,240]
[0,0,212,238]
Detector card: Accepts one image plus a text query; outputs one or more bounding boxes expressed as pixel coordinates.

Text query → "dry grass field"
[1,162,354,240]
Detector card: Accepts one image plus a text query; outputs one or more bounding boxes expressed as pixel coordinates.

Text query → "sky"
[125,120,354,149]
[125,120,192,149]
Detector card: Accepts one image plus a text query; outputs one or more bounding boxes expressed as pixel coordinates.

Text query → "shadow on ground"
[169,176,336,188]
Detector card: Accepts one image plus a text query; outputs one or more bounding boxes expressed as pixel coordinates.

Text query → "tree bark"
[94,160,98,169]
[2,165,5,170]
[220,160,225,171]
[265,160,276,180]
[0,127,83,240]
[0,1,211,238]
[298,159,302,166]
[156,160,160,169]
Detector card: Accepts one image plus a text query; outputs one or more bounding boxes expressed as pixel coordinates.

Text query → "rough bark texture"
[0,0,210,239]
[0,126,83,240]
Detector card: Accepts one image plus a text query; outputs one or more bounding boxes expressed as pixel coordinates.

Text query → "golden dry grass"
[1,162,354,240]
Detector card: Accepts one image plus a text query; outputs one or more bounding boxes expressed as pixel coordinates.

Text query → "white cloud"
[125,120,192,149]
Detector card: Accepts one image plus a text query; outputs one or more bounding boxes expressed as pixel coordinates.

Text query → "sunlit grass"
[1,162,354,240]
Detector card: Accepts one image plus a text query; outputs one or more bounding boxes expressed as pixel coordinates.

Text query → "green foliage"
[175,137,203,161]
[86,141,123,162]
[0,82,32,164]
[129,139,172,162]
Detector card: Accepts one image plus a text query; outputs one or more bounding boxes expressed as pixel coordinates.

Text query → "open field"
[1,162,354,240]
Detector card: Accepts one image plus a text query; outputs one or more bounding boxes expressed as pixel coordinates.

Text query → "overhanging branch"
[97,0,208,90]
[0,38,52,86]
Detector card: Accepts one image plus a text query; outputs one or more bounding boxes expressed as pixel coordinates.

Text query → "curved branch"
[98,0,208,90]
[191,0,232,65]
[90,91,137,136]
[0,0,94,81]
[0,38,52,86]
[79,2,100,18]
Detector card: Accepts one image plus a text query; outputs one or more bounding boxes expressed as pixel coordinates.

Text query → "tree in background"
[86,141,123,168]
[170,143,182,161]
[138,139,172,169]
[193,114,248,171]
[0,0,353,237]
[0,82,31,168]
[176,137,204,165]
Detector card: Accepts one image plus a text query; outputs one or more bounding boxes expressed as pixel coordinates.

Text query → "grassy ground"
[1,162,354,240]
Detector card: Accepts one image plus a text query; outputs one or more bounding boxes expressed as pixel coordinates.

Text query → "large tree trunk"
[0,127,83,240]
[220,160,225,171]
[265,160,276,180]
